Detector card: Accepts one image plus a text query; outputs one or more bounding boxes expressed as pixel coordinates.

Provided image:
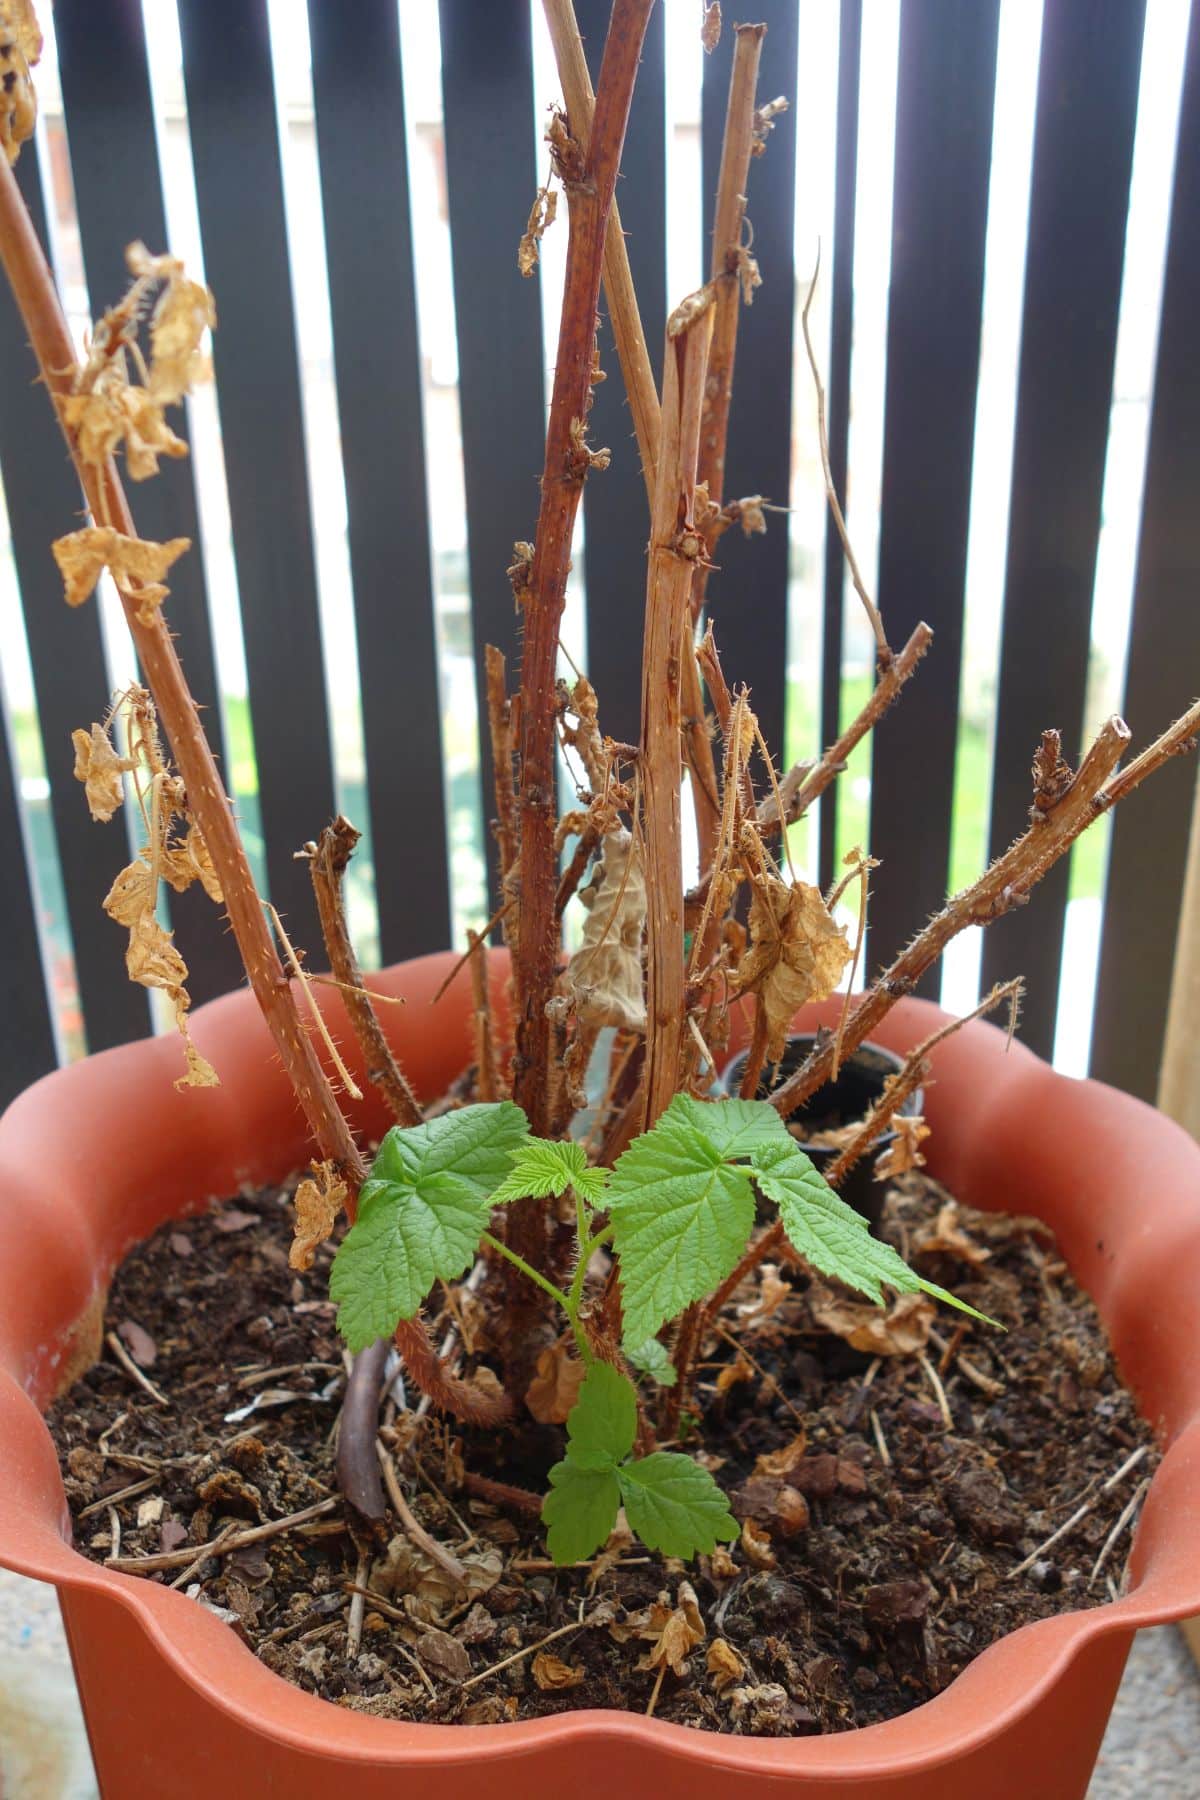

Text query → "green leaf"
[330,1102,529,1350]
[751,1139,996,1324]
[563,1359,638,1470]
[489,1137,609,1207]
[626,1336,678,1387]
[663,1093,792,1160]
[616,1452,739,1558]
[542,1459,622,1564]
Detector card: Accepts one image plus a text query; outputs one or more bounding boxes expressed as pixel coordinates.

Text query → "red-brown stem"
[392,1318,511,1428]
[513,0,653,1138]
[0,154,491,1431]
[738,1007,770,1100]
[307,818,421,1127]
[693,22,766,616]
[544,0,722,879]
[769,716,1134,1120]
[641,296,715,1129]
[485,645,518,932]
[336,1338,390,1521]
[468,928,499,1102]
[463,1471,544,1517]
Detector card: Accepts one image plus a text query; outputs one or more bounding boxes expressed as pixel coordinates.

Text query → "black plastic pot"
[719,1033,922,1227]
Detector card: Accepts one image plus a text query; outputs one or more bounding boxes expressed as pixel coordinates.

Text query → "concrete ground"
[1,1566,1196,1796]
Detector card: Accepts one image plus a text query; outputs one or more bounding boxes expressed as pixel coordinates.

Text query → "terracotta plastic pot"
[2,950,1199,1797]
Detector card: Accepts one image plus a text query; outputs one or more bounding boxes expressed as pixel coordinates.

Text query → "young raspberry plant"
[330,1095,991,1564]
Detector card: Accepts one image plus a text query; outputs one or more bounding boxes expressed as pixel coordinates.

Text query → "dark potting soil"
[46,1171,1157,1736]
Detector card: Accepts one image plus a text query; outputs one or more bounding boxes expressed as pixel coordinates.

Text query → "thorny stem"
[769,715,1140,1122]
[543,0,722,874]
[641,294,716,1129]
[693,21,767,612]
[484,646,518,936]
[305,817,422,1126]
[513,0,653,1144]
[480,1231,592,1365]
[0,153,496,1437]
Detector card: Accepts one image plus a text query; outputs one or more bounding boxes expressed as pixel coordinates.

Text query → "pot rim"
[2,948,1198,1774]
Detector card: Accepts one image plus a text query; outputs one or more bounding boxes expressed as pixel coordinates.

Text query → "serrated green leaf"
[616,1452,739,1557]
[542,1459,622,1564]
[609,1154,753,1349]
[489,1137,609,1207]
[626,1336,678,1387]
[915,1275,999,1328]
[663,1092,793,1160]
[329,1102,529,1350]
[563,1359,638,1470]
[751,1139,998,1325]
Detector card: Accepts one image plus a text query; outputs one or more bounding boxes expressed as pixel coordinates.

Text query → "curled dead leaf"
[52,526,190,614]
[289,1163,347,1272]
[809,1284,935,1357]
[912,1200,992,1268]
[730,1476,809,1539]
[525,1342,586,1425]
[563,828,646,1032]
[635,1582,706,1676]
[0,0,40,166]
[736,874,851,1060]
[701,2,722,53]
[736,1262,790,1331]
[740,1516,776,1570]
[706,1638,745,1693]
[715,1353,753,1396]
[708,1541,738,1580]
[874,1114,931,1183]
[71,722,136,823]
[531,1651,584,1691]
[518,183,558,278]
[752,1432,808,1479]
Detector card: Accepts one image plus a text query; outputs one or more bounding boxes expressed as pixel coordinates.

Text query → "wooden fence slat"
[867,0,1000,988]
[817,0,862,897]
[438,0,546,915]
[53,0,242,1004]
[307,0,452,961]
[0,678,57,1104]
[577,0,665,749]
[177,0,338,930]
[1090,0,1200,1099]
[0,150,151,1050]
[979,0,1146,1058]
[700,0,798,773]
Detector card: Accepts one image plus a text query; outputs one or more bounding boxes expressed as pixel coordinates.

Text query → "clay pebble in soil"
[45,1170,1159,1736]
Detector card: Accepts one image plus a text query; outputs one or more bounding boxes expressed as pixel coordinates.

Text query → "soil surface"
[47,1171,1157,1735]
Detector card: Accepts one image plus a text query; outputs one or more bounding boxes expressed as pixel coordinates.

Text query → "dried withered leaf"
[736,1261,790,1331]
[102,857,155,929]
[874,1113,931,1183]
[635,1582,705,1676]
[735,243,761,306]
[912,1199,991,1268]
[531,1651,584,1692]
[289,1163,347,1272]
[708,1541,738,1580]
[715,1352,753,1396]
[163,823,223,904]
[518,183,557,278]
[752,1433,808,1479]
[809,1284,935,1357]
[736,494,767,537]
[740,1517,776,1570]
[52,526,190,613]
[71,722,136,822]
[730,1476,809,1539]
[143,265,216,403]
[525,1342,586,1425]
[701,2,722,54]
[415,1626,470,1681]
[563,827,646,1032]
[736,874,852,1060]
[706,1638,744,1693]
[0,0,41,166]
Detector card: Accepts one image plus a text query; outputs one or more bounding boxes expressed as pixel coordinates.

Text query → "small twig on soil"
[167,1522,240,1592]
[916,1351,953,1430]
[1088,1476,1151,1589]
[456,1604,597,1693]
[77,1475,157,1519]
[303,818,421,1126]
[105,1331,169,1407]
[1007,1444,1150,1580]
[376,1441,467,1585]
[928,1325,1004,1397]
[105,1496,340,1575]
[346,1551,369,1660]
[869,1408,892,1468]
[336,1337,390,1521]
[801,247,888,666]
[107,1505,121,1564]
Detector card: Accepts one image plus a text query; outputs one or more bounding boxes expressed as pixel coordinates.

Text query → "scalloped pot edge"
[2,950,1199,1799]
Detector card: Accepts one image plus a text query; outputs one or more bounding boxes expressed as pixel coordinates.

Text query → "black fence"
[0,0,1196,1113]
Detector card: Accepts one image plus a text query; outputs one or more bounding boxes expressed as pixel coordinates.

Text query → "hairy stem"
[306,817,421,1126]
[641,294,715,1129]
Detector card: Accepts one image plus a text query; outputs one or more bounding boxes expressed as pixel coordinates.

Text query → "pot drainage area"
[0,1566,1196,1796]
